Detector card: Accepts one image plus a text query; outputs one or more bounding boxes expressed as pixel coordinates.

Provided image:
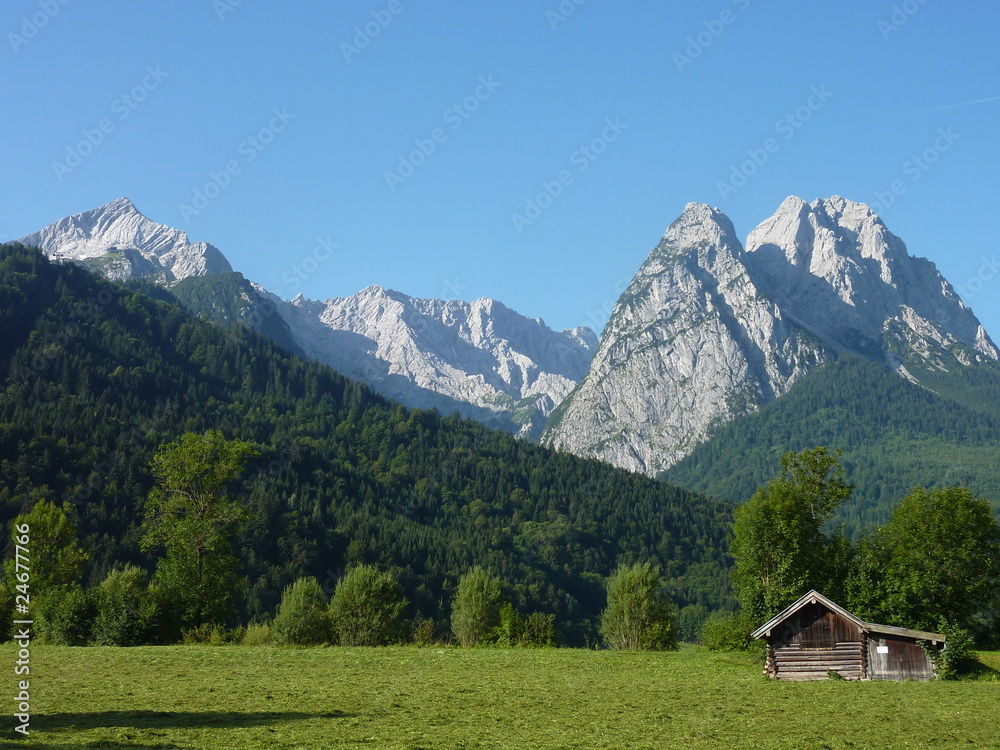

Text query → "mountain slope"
[263,285,597,439]
[545,196,998,476]
[165,272,305,358]
[543,202,828,475]
[0,244,732,639]
[660,352,1000,536]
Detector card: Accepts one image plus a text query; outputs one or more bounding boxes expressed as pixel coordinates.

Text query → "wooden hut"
[751,590,945,681]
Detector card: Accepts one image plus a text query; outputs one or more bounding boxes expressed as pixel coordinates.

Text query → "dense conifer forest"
[663,353,1000,537]
[0,245,734,642]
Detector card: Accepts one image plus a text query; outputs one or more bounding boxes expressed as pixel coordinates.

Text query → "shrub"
[35,584,95,645]
[451,567,503,647]
[522,612,557,647]
[216,625,246,645]
[273,577,332,646]
[600,563,678,651]
[92,566,162,646]
[242,621,273,647]
[494,602,523,647]
[928,623,976,679]
[180,623,243,644]
[490,605,558,647]
[700,611,756,652]
[181,624,217,644]
[330,566,407,646]
[412,616,436,646]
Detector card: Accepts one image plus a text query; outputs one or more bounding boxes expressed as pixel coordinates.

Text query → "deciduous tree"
[848,485,1000,633]
[451,567,503,647]
[273,577,332,646]
[5,499,87,593]
[140,430,258,630]
[731,447,853,622]
[329,565,407,646]
[600,562,677,651]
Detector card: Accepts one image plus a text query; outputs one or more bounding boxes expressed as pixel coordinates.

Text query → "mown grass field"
[3,645,999,749]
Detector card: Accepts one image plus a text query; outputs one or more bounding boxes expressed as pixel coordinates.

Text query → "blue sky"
[3,0,999,336]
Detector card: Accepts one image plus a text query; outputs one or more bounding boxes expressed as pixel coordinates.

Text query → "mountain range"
[17,198,596,439]
[15,195,1000,515]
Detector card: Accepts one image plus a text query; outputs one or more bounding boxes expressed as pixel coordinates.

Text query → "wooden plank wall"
[866,634,935,681]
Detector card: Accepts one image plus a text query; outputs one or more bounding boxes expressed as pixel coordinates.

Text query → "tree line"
[5,428,679,650]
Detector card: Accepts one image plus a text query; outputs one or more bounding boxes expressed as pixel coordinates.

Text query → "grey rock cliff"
[544,197,997,475]
[260,284,597,439]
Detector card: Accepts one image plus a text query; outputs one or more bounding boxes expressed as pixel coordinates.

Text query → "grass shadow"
[31,709,349,732]
[1,742,178,749]
[963,659,1000,681]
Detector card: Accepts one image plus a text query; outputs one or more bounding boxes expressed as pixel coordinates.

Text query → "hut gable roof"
[750,590,946,644]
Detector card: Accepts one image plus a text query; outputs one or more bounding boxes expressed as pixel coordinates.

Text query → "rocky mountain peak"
[265,284,596,439]
[745,196,996,363]
[545,196,998,476]
[18,198,232,282]
[652,203,739,259]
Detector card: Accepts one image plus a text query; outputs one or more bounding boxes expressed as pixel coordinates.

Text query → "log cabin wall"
[771,602,865,681]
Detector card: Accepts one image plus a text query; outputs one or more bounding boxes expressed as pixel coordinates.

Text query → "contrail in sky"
[875,95,1000,122]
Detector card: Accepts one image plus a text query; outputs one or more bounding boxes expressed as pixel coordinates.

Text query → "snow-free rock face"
[260,284,597,440]
[544,197,998,475]
[18,197,232,282]
[743,196,998,370]
[543,203,826,474]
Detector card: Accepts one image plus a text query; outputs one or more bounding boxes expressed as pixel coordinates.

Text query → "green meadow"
[4,645,999,749]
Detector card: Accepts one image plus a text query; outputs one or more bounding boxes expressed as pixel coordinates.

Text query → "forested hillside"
[0,245,733,642]
[662,353,1000,537]
[163,271,305,358]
